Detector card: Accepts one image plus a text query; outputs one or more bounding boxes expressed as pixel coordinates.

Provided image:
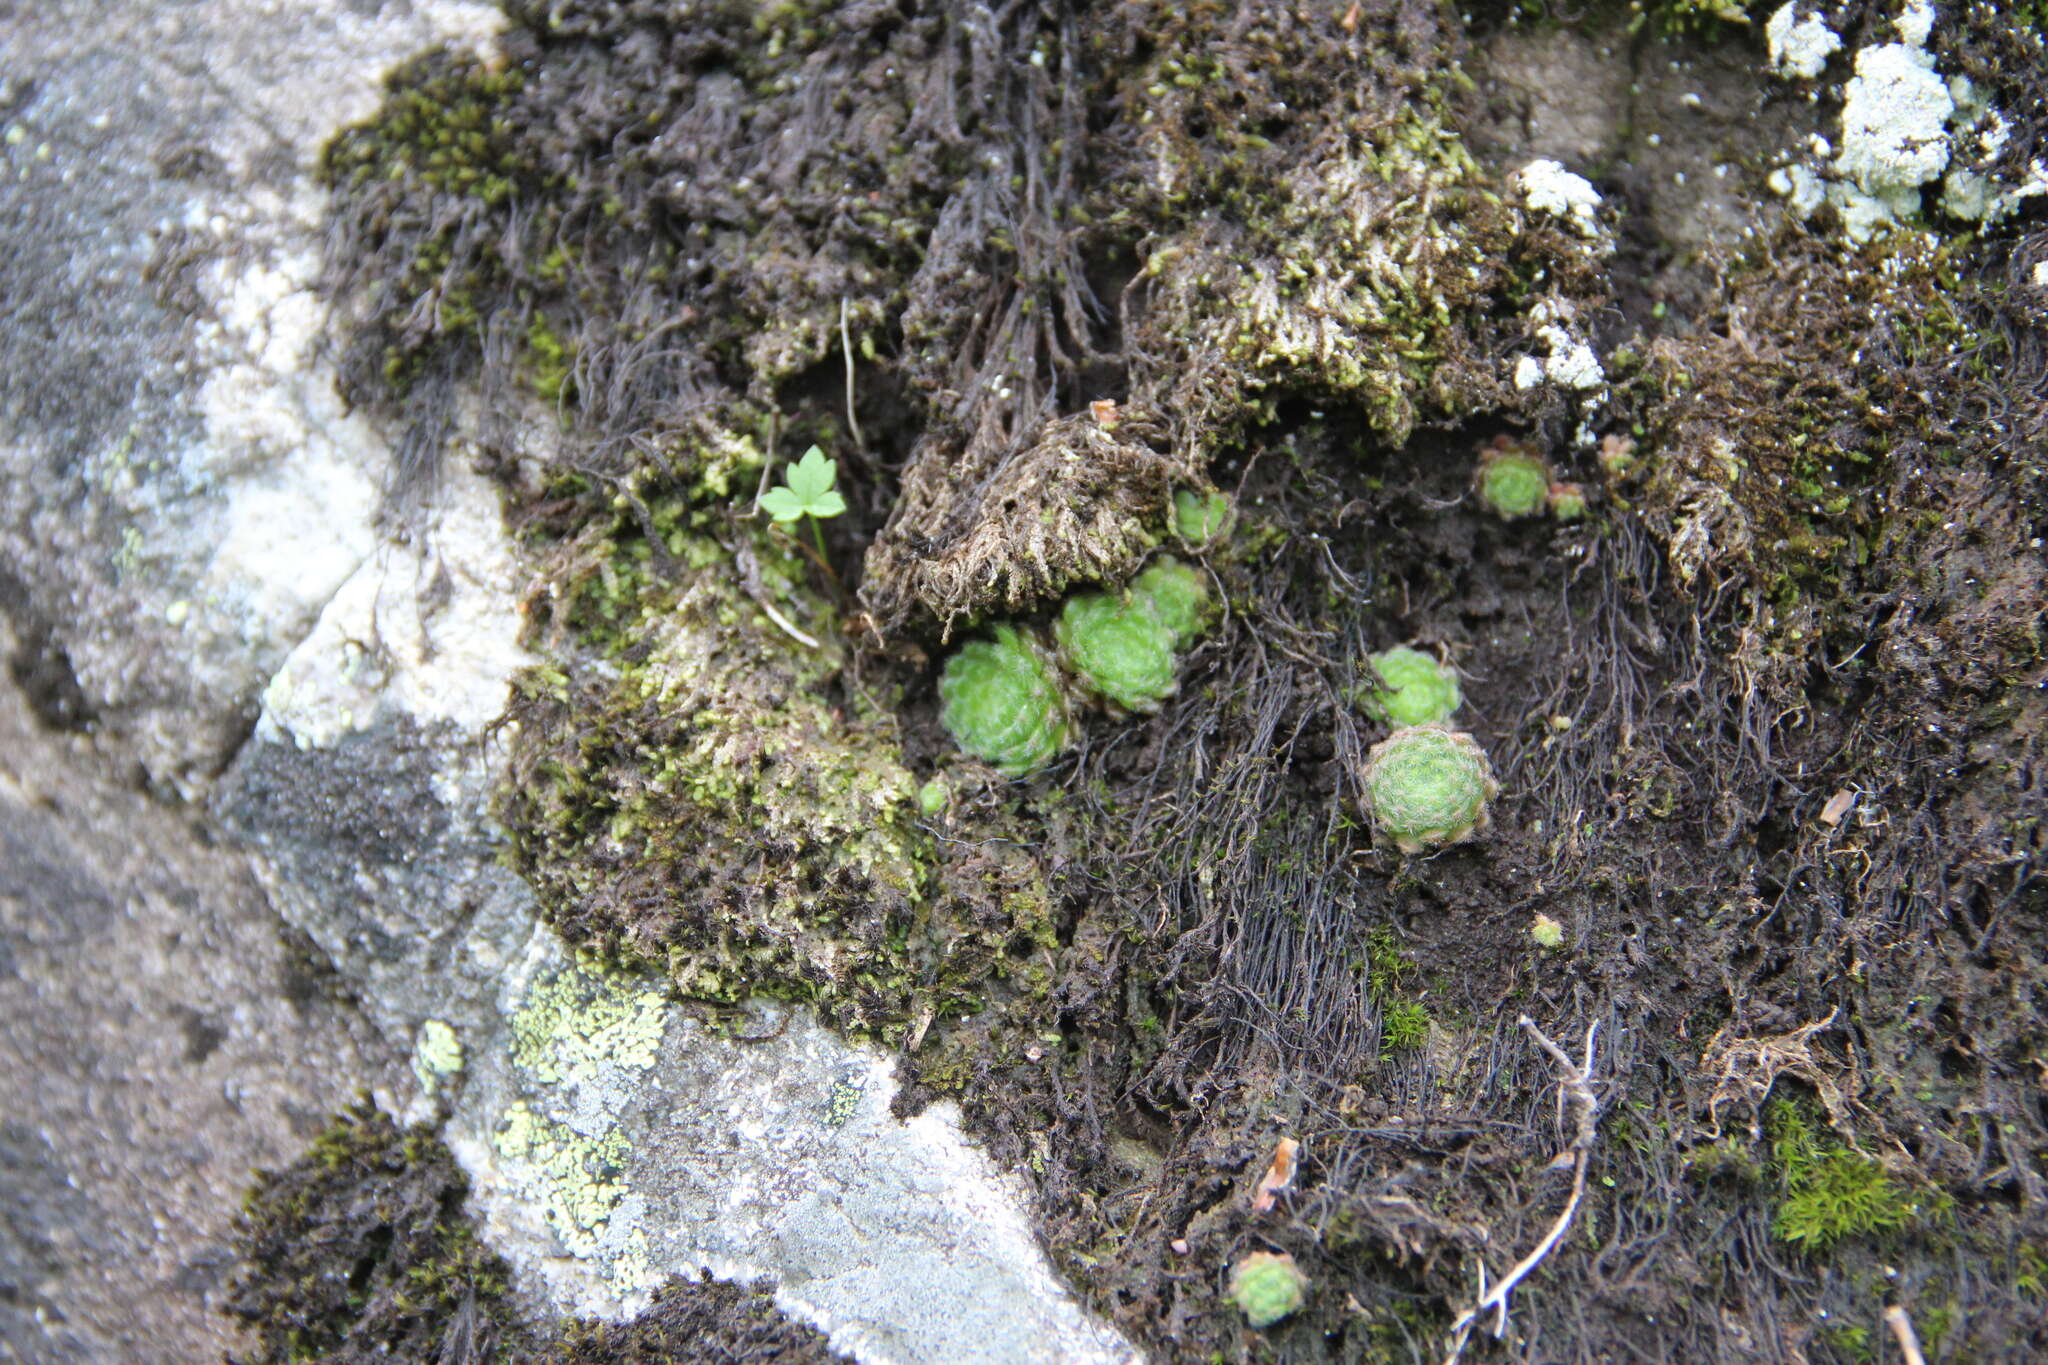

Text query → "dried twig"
[1883,1305,1928,1365]
[1441,1017,1603,1365]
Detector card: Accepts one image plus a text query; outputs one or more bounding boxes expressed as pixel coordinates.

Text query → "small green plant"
[939,557,1210,767]
[1380,1000,1430,1056]
[1359,726,1498,853]
[1228,1251,1308,1329]
[1548,481,1588,520]
[1355,647,1461,728]
[1766,1099,1917,1251]
[1055,593,1179,713]
[1173,487,1232,545]
[937,625,1071,777]
[759,445,848,569]
[1475,435,1552,519]
[1128,555,1211,645]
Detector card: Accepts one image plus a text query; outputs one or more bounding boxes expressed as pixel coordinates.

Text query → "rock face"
[0,635,395,1362]
[0,4,1139,1363]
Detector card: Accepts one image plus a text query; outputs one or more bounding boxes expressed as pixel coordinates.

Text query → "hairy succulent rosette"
[1475,435,1552,519]
[1127,555,1211,647]
[1228,1251,1308,1329]
[1360,726,1499,854]
[1172,487,1232,545]
[1055,592,1179,713]
[1357,646,1461,728]
[938,625,1070,776]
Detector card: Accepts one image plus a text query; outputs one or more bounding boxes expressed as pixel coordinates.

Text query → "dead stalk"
[1441,1016,1602,1365]
[1883,1305,1927,1365]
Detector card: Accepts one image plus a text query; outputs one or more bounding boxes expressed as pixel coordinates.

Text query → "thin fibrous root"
[1441,1016,1603,1365]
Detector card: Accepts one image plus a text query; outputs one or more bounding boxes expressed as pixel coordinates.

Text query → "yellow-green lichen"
[510,960,669,1086]
[411,1018,465,1096]
[492,1100,634,1259]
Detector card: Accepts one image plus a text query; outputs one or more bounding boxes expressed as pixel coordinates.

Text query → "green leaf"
[759,446,846,523]
[786,447,838,502]
[759,486,807,523]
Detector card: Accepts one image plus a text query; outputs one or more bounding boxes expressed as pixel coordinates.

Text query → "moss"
[1766,1099,1926,1251]
[526,313,575,407]
[321,52,535,207]
[227,1102,850,1363]
[504,485,1054,1039]
[226,1100,526,1364]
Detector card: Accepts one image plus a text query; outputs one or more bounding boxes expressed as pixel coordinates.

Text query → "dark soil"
[251,1,2048,1362]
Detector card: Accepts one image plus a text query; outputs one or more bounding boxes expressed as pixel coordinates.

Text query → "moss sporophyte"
[1360,726,1499,853]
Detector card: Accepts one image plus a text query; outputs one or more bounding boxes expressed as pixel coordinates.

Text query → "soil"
[242,1,2048,1362]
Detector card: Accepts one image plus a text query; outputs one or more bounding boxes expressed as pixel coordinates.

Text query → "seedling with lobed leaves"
[760,444,848,583]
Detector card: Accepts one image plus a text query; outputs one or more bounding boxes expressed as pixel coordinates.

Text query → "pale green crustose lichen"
[510,957,669,1085]
[411,1019,465,1096]
[493,1100,634,1259]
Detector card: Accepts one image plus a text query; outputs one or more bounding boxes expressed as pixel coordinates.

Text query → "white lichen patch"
[1835,42,1953,210]
[1765,5,1841,79]
[1514,159,1604,238]
[187,237,384,665]
[1770,0,2035,242]
[1515,298,1606,395]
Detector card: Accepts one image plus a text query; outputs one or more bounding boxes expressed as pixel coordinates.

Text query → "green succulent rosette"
[1476,437,1552,519]
[1360,725,1499,853]
[938,625,1070,776]
[1356,647,1461,728]
[1229,1251,1307,1329]
[1172,487,1232,545]
[1127,555,1211,647]
[1054,592,1179,713]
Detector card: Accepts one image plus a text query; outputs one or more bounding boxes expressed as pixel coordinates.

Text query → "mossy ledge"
[227,1099,850,1364]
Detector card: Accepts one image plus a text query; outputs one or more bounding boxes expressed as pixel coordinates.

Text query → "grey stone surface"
[0,4,1146,1362]
[0,626,398,1363]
